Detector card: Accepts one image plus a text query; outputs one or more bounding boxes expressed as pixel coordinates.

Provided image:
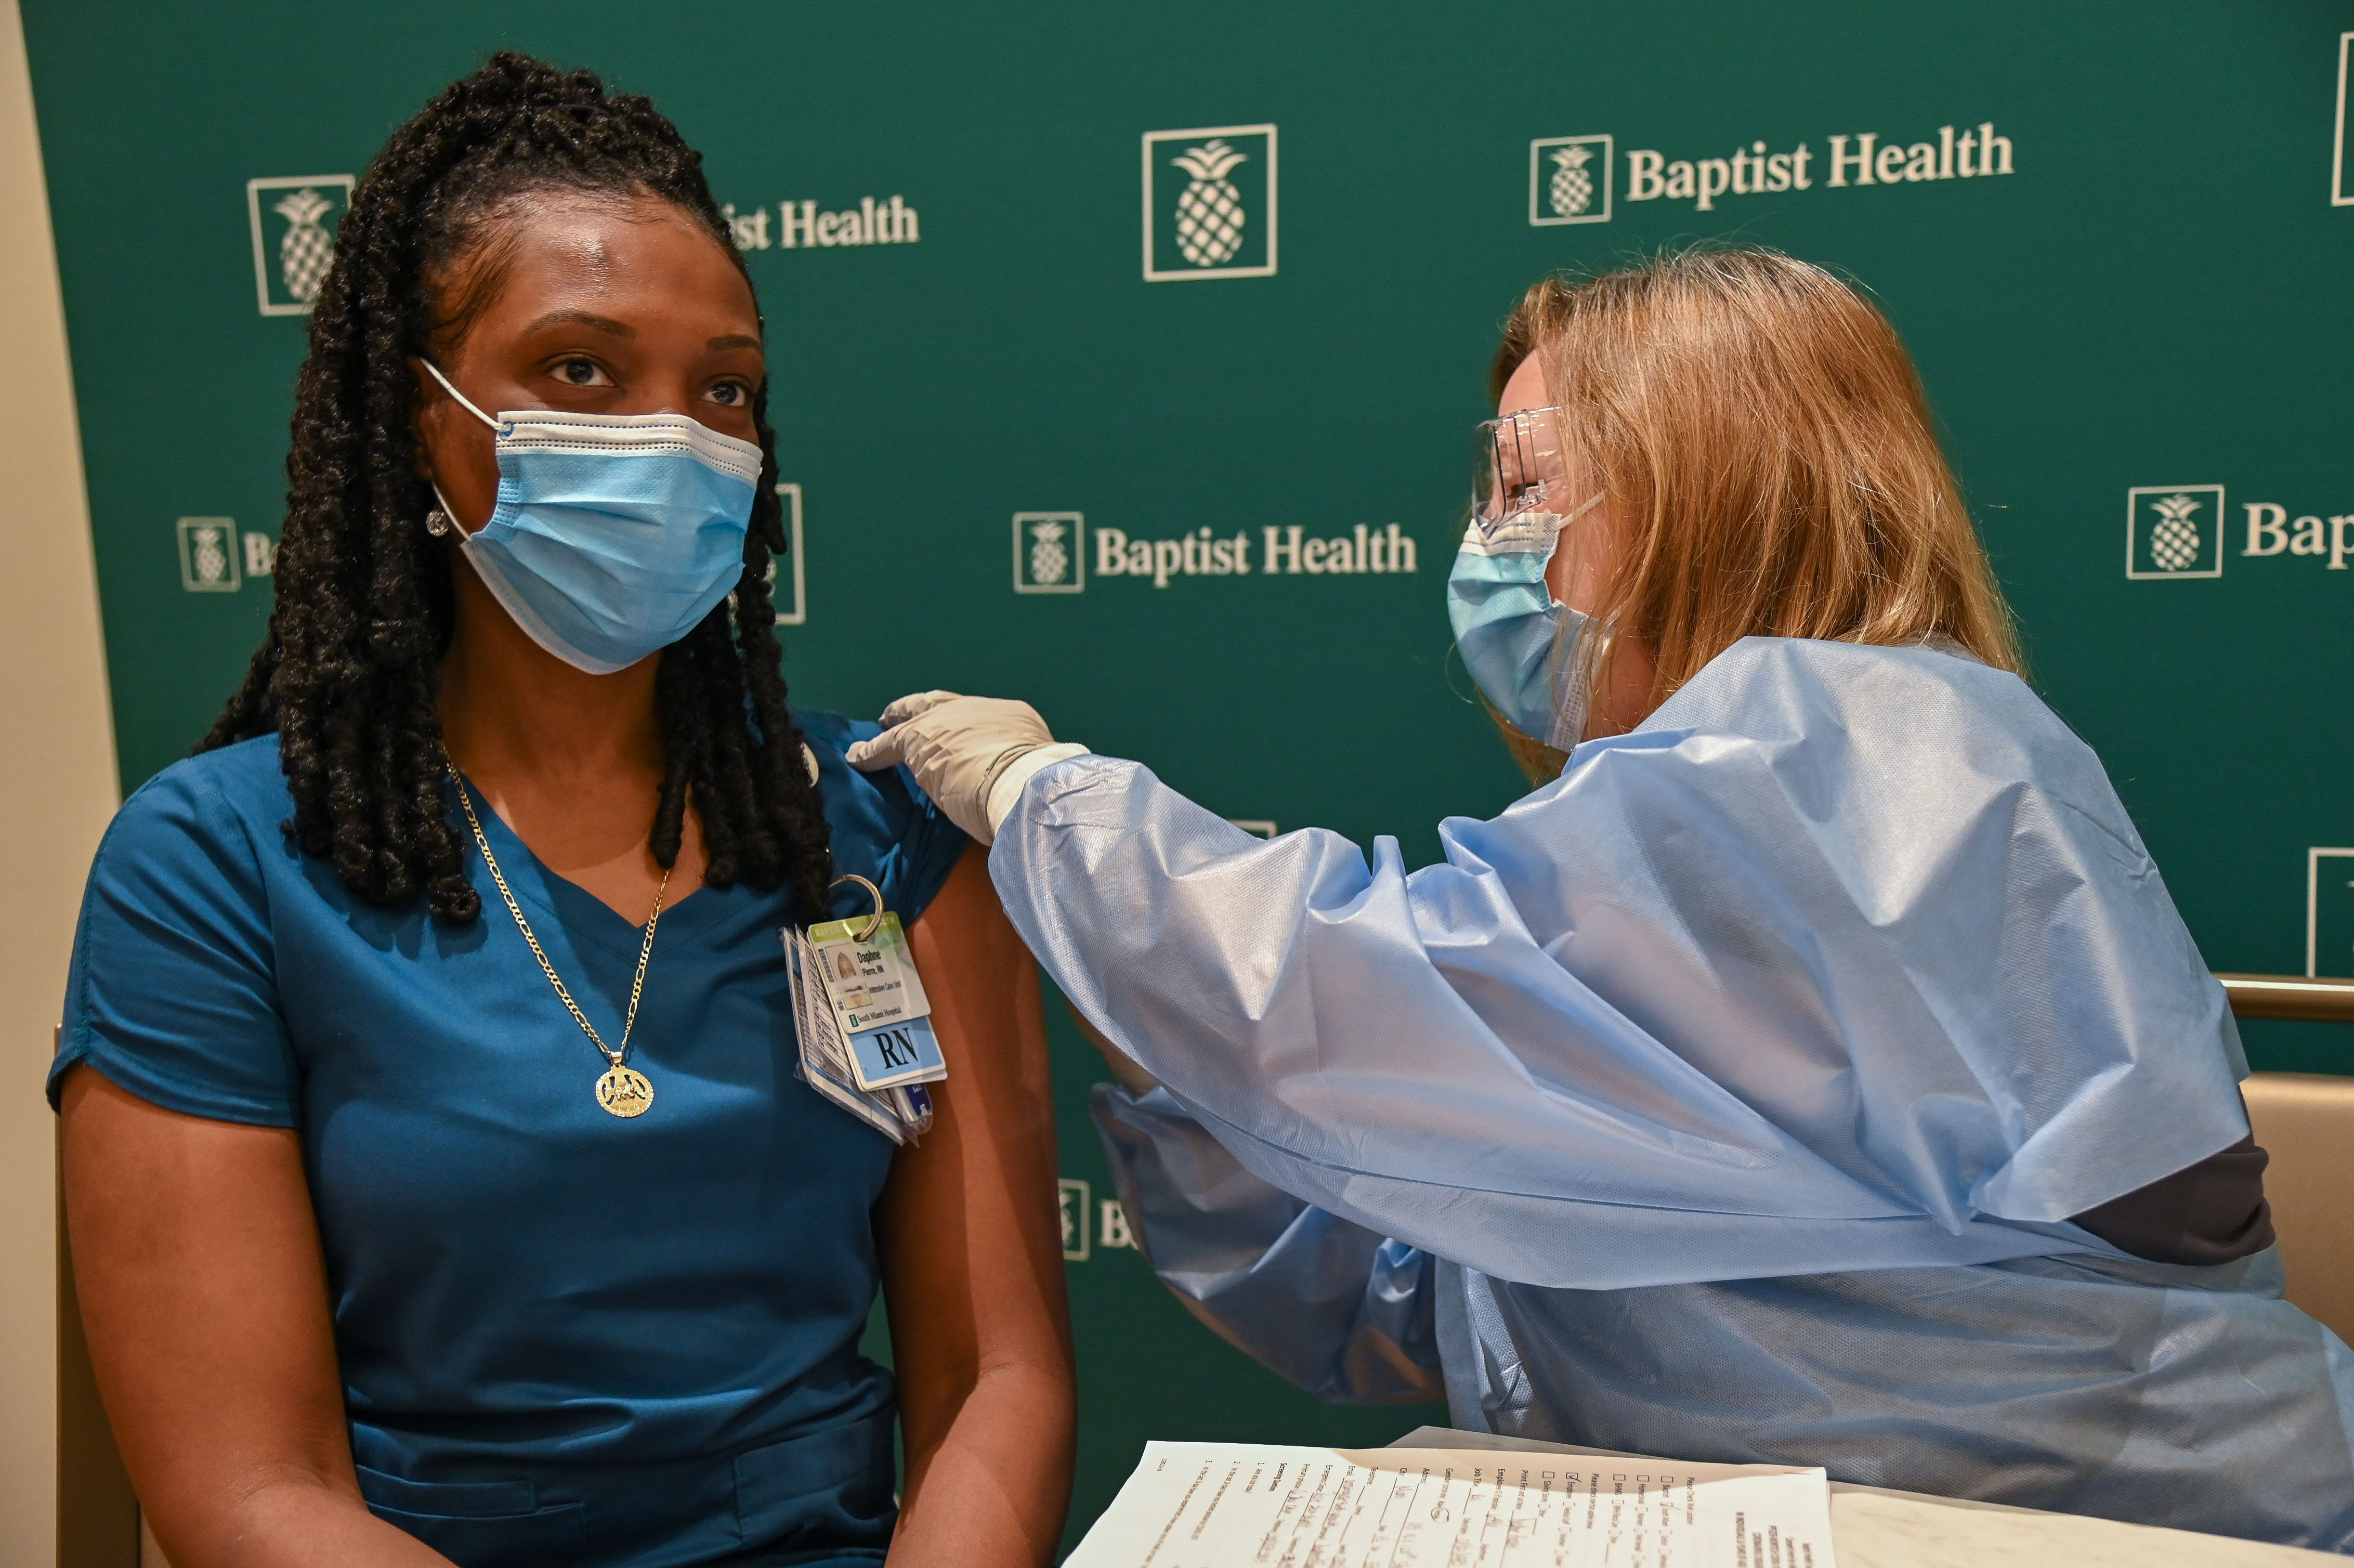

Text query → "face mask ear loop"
[419,358,506,434]
[419,361,495,538]
[429,480,467,536]
[1550,490,1606,534]
[1538,490,1610,610]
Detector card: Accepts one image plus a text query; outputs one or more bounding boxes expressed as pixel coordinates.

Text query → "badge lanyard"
[783,873,944,1143]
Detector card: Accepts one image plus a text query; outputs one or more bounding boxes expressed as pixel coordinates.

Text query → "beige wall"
[0,0,124,1560]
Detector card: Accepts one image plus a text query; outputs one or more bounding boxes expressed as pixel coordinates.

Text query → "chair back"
[2243,1072,2354,1345]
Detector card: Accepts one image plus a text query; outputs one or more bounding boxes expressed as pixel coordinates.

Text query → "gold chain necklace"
[446,760,671,1119]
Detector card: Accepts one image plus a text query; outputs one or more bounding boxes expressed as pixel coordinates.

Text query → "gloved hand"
[842,691,1088,845]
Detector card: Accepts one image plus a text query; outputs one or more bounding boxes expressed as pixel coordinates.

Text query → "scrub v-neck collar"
[446,769,735,959]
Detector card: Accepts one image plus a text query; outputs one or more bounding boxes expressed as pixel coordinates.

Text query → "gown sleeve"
[990,640,2253,1291]
[1093,1083,1441,1405]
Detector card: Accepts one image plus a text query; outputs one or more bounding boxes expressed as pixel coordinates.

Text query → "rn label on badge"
[845,1014,947,1092]
[806,911,933,1038]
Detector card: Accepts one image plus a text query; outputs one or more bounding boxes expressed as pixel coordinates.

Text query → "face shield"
[1472,405,1572,532]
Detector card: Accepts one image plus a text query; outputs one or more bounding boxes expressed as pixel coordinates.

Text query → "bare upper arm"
[59,1065,443,1566]
[874,845,1072,1472]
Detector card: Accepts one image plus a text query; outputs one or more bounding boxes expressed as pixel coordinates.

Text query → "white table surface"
[1389,1426,2337,1566]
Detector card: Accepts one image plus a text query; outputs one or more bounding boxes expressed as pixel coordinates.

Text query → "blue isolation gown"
[990,637,2354,1551]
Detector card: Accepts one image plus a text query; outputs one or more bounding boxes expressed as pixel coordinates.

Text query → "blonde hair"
[1492,249,2022,733]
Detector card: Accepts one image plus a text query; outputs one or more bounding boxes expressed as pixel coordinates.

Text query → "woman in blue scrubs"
[54,56,1073,1568]
[853,251,2354,1550]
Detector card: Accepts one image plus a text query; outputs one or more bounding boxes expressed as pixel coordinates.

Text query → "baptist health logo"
[2127,482,2354,579]
[1531,136,1614,225]
[1013,513,1418,592]
[247,176,353,316]
[1143,125,1276,281]
[1525,120,2011,225]
[720,197,919,251]
[1013,513,1084,593]
[2125,486,2226,580]
[176,517,276,592]
[1056,1178,1135,1261]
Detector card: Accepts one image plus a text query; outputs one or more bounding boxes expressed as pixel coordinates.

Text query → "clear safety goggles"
[1472,405,1573,530]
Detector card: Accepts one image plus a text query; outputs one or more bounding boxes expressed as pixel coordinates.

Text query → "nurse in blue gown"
[851,251,2354,1551]
[54,56,1073,1568]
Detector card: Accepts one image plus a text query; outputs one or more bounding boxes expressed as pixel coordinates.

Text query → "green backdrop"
[24,1,2354,1552]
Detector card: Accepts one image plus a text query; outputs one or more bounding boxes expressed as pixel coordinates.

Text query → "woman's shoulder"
[1672,636,2032,723]
[105,735,291,859]
[60,736,300,1121]
[1602,636,2140,850]
[792,707,878,760]
[1652,637,2086,775]
[791,708,970,924]
[80,735,302,946]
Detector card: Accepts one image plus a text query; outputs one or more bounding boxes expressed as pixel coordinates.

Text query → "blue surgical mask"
[1445,495,1606,751]
[422,360,763,674]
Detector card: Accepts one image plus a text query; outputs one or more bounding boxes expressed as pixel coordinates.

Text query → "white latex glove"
[842,691,1088,845]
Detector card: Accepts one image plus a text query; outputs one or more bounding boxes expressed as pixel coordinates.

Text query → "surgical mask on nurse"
[420,358,762,674]
[1445,401,1611,751]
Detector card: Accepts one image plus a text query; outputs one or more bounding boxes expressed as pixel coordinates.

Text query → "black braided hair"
[202,53,832,925]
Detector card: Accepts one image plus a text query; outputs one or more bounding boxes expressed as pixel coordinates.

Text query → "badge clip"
[829,873,887,945]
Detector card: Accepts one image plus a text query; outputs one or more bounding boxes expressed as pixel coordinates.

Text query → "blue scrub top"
[51,712,967,1568]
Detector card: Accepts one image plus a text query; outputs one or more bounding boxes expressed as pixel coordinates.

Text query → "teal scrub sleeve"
[804,710,970,926]
[51,763,296,1126]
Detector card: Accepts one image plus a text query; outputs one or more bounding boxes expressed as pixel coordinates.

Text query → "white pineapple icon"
[273,187,337,304]
[1548,143,1595,217]
[2148,493,2203,571]
[190,525,230,586]
[1171,139,1249,267]
[1027,519,1070,586]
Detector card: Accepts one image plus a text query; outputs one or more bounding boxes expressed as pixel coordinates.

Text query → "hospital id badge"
[806,911,934,1038]
[782,921,937,1140]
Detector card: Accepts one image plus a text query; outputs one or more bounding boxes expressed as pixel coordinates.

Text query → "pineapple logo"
[1528,135,1614,227]
[1029,519,1070,585]
[1170,139,1249,266]
[175,517,243,593]
[273,188,336,304]
[246,174,354,316]
[2147,494,2202,571]
[2126,484,2225,580]
[1013,512,1086,593]
[1548,145,1596,217]
[1144,124,1276,281]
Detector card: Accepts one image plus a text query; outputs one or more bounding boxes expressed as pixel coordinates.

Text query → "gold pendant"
[595,1065,654,1118]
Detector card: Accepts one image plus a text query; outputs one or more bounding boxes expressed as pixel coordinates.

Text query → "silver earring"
[424,507,452,538]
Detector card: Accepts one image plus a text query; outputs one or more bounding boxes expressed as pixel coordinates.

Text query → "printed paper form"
[1065,1441,1838,1568]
